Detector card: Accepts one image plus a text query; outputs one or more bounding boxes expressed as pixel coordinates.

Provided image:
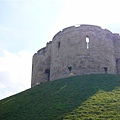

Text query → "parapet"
[52,24,112,41]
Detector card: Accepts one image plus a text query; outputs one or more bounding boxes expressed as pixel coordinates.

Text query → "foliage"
[0,74,120,120]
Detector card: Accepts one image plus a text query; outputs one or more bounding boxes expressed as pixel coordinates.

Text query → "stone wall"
[112,34,120,74]
[31,42,52,87]
[31,24,120,87]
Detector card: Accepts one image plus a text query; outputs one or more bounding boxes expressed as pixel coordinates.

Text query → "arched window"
[68,66,72,73]
[86,36,90,49]
[103,67,108,74]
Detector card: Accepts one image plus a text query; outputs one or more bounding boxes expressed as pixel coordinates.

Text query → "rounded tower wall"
[50,25,116,80]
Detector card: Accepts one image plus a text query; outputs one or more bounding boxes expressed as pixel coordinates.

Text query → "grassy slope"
[0,74,120,120]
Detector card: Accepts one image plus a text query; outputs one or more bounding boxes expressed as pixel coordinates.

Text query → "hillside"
[0,74,120,120]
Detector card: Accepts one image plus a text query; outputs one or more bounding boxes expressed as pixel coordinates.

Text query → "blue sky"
[0,0,62,54]
[0,0,120,100]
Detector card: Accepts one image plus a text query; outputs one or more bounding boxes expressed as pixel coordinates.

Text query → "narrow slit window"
[86,36,90,49]
[116,59,119,74]
[58,42,60,49]
[45,69,50,81]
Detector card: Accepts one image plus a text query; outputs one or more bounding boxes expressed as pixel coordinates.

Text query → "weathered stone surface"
[31,24,120,87]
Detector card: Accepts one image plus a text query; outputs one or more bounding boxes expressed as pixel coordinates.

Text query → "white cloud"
[0,50,32,100]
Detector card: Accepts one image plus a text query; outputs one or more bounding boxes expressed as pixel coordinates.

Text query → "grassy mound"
[0,74,120,120]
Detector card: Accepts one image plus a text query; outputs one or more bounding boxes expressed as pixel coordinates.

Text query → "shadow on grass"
[44,74,120,120]
[0,74,120,120]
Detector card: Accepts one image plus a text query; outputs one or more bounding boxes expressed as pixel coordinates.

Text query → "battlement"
[53,24,112,41]
[31,24,120,87]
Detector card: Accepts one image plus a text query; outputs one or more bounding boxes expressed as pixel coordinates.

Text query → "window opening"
[116,59,119,74]
[103,67,108,74]
[86,36,90,49]
[58,42,60,49]
[68,66,72,73]
[45,69,50,81]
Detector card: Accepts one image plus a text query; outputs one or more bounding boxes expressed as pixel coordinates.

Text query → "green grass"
[0,74,120,120]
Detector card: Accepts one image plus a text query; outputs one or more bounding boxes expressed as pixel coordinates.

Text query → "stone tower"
[31,24,120,87]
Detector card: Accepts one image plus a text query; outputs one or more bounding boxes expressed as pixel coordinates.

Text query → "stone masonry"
[31,24,120,87]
